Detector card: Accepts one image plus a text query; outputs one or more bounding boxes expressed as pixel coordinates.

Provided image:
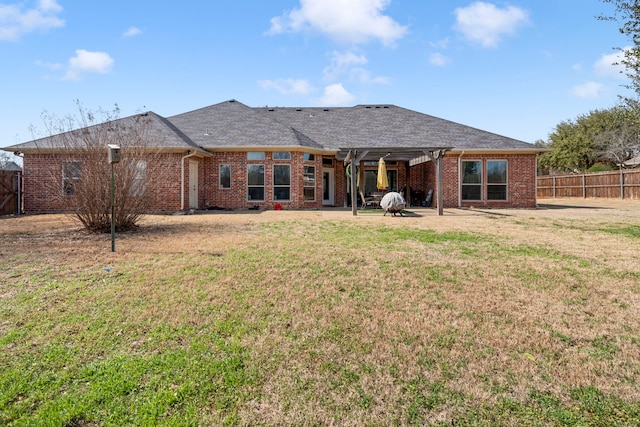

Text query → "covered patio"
[337,147,450,216]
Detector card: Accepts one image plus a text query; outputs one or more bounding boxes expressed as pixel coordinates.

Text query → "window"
[247,164,264,200]
[273,151,291,160]
[364,169,397,194]
[487,160,507,200]
[247,152,265,160]
[273,164,291,200]
[62,161,81,195]
[303,166,315,201]
[304,153,315,161]
[130,160,147,196]
[461,161,482,201]
[219,164,231,189]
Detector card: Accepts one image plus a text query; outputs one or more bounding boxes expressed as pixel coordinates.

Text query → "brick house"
[3,99,543,214]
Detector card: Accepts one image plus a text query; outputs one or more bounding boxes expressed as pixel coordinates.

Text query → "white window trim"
[486,159,508,201]
[273,164,291,201]
[219,164,231,189]
[303,165,316,201]
[460,159,482,201]
[247,164,265,201]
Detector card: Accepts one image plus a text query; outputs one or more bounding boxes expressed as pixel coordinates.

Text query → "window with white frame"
[130,160,147,196]
[273,164,291,200]
[303,165,315,201]
[487,160,507,200]
[461,160,482,201]
[219,164,231,189]
[247,152,265,160]
[62,161,81,195]
[247,164,265,200]
[304,153,315,161]
[273,151,291,160]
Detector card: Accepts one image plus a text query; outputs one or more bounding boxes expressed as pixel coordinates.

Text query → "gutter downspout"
[457,151,465,208]
[181,150,198,211]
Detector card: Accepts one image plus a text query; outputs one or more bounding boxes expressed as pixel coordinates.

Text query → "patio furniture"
[381,191,406,216]
[360,191,380,209]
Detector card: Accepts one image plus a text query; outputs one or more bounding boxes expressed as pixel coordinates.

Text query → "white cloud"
[320,83,355,105]
[258,78,315,95]
[572,81,604,99]
[453,2,529,48]
[34,59,62,70]
[123,26,142,37]
[267,0,407,46]
[594,48,628,78]
[64,50,114,80]
[323,50,367,80]
[0,0,64,41]
[323,50,389,84]
[351,69,390,84]
[429,37,450,50]
[429,52,450,67]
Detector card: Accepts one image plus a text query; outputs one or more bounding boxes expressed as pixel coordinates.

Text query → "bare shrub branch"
[40,101,166,232]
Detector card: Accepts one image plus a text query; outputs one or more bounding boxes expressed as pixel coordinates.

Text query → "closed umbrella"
[377,157,389,190]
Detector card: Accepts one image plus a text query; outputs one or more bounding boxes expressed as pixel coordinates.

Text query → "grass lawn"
[1,200,640,426]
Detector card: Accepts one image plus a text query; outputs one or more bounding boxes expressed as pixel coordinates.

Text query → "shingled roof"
[5,99,538,161]
[5,111,209,155]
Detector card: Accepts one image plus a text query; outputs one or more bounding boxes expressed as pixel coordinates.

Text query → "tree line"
[538,0,640,174]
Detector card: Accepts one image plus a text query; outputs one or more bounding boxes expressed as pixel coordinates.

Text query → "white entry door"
[323,169,334,206]
[189,161,198,209]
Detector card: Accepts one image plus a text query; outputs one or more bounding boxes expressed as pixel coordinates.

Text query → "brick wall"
[408,153,537,209]
[202,151,324,210]
[22,152,184,213]
[22,151,538,212]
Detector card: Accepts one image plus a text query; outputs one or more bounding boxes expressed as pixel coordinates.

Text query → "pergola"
[337,147,451,216]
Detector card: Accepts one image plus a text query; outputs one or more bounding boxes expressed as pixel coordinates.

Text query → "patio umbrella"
[377,157,389,190]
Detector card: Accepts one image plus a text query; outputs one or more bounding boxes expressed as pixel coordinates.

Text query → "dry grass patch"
[1,200,640,425]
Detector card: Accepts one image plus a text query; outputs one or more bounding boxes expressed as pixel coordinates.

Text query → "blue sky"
[0,0,632,157]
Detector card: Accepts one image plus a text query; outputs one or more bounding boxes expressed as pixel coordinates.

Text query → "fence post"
[582,174,586,198]
[620,169,624,200]
[553,176,556,198]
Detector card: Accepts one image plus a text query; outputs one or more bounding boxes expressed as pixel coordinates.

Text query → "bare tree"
[0,152,11,168]
[40,102,166,232]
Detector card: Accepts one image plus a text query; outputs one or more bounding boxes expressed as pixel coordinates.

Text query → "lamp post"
[107,144,121,252]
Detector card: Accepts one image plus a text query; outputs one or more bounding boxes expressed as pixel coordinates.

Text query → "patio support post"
[406,161,412,206]
[345,150,369,216]
[350,157,358,216]
[437,152,444,216]
[424,149,446,216]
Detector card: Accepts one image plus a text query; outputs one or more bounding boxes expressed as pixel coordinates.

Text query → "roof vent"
[204,128,209,136]
[296,109,302,112]
[268,109,274,112]
[375,106,381,109]
[323,109,329,112]
[383,106,389,108]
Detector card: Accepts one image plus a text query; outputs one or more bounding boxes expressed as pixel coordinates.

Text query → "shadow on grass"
[357,209,423,217]
[537,203,612,210]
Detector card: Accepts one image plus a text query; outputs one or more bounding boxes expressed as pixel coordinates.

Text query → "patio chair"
[359,191,380,209]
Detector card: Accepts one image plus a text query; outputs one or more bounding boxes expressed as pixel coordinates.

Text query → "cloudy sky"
[0,0,631,152]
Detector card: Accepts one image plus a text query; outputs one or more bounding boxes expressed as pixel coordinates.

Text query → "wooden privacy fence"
[0,170,21,215]
[537,169,640,199]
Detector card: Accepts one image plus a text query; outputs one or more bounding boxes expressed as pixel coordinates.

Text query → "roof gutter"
[181,150,198,210]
